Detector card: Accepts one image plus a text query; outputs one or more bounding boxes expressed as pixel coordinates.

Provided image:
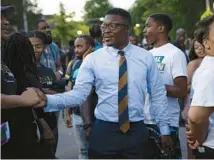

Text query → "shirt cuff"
[159,125,171,135]
[44,95,60,113]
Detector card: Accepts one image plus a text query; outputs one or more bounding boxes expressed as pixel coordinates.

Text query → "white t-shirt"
[191,56,214,149]
[144,43,187,127]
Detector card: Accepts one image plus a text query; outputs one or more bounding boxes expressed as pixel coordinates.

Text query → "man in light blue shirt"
[36,8,172,158]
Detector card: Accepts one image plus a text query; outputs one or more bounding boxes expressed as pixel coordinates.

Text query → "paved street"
[56,113,78,159]
[56,113,187,159]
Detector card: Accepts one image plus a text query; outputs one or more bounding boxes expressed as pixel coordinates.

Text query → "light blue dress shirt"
[45,43,170,135]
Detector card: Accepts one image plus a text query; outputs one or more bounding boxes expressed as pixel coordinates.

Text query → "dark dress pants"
[88,119,150,159]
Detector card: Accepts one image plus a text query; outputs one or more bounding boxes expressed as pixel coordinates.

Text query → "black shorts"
[194,146,214,159]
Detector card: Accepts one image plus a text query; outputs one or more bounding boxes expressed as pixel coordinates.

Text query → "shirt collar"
[107,43,132,57]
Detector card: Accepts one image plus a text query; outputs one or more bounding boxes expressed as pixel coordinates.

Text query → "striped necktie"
[118,50,130,133]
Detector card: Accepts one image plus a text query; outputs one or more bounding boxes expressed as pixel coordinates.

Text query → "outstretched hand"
[32,88,47,108]
[20,88,44,107]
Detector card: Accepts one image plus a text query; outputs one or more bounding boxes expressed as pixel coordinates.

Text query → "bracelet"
[83,124,92,130]
[57,70,63,75]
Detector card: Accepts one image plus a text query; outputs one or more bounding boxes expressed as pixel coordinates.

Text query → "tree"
[201,0,214,19]
[47,3,89,46]
[129,0,206,39]
[84,0,113,22]
[1,0,42,31]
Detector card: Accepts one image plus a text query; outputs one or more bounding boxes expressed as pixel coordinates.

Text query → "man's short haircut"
[106,8,131,26]
[194,15,214,44]
[149,13,173,32]
[176,28,185,34]
[89,24,102,38]
[77,35,95,47]
[35,19,47,29]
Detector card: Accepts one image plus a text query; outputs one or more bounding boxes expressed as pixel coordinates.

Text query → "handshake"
[20,87,47,108]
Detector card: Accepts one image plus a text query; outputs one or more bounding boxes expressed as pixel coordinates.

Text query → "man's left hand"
[186,124,200,149]
[161,135,174,152]
[33,88,47,108]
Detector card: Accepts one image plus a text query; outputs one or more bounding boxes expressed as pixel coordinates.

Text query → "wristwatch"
[57,70,63,76]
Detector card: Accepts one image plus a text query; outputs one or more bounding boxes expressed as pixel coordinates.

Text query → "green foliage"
[84,0,113,22]
[201,9,214,19]
[1,0,42,30]
[129,0,206,39]
[47,3,89,46]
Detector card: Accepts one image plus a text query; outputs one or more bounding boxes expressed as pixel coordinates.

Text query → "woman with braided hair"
[2,32,55,159]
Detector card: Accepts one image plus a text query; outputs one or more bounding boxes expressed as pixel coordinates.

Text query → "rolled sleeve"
[44,55,94,112]
[147,55,170,135]
[44,95,61,112]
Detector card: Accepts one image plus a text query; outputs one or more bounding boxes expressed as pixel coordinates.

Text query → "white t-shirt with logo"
[191,56,214,149]
[144,43,187,127]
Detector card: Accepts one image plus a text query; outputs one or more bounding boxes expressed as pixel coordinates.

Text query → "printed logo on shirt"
[39,76,53,85]
[1,64,16,83]
[154,56,165,72]
[1,64,15,77]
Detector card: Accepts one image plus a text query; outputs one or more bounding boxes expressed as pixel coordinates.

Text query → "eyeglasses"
[100,23,128,31]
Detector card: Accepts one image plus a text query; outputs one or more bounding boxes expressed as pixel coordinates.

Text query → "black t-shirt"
[1,62,41,158]
[2,68,45,128]
[1,62,17,123]
[37,64,58,130]
[37,64,66,93]
[37,64,56,89]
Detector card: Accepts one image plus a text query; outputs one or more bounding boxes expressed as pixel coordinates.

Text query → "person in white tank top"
[182,40,206,159]
[187,15,214,159]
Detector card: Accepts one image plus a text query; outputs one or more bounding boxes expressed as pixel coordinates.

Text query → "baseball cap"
[1,5,15,16]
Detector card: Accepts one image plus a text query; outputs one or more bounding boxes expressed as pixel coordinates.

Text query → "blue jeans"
[72,114,89,159]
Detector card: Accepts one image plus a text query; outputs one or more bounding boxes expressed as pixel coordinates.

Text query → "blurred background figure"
[129,34,138,45]
[65,35,95,159]
[142,37,153,50]
[28,30,62,157]
[67,39,76,63]
[36,19,63,155]
[172,28,189,64]
[184,37,192,56]
[172,28,189,126]
[89,24,102,51]
[36,19,63,80]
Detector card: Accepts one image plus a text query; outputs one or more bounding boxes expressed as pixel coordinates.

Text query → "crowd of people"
[1,5,214,159]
